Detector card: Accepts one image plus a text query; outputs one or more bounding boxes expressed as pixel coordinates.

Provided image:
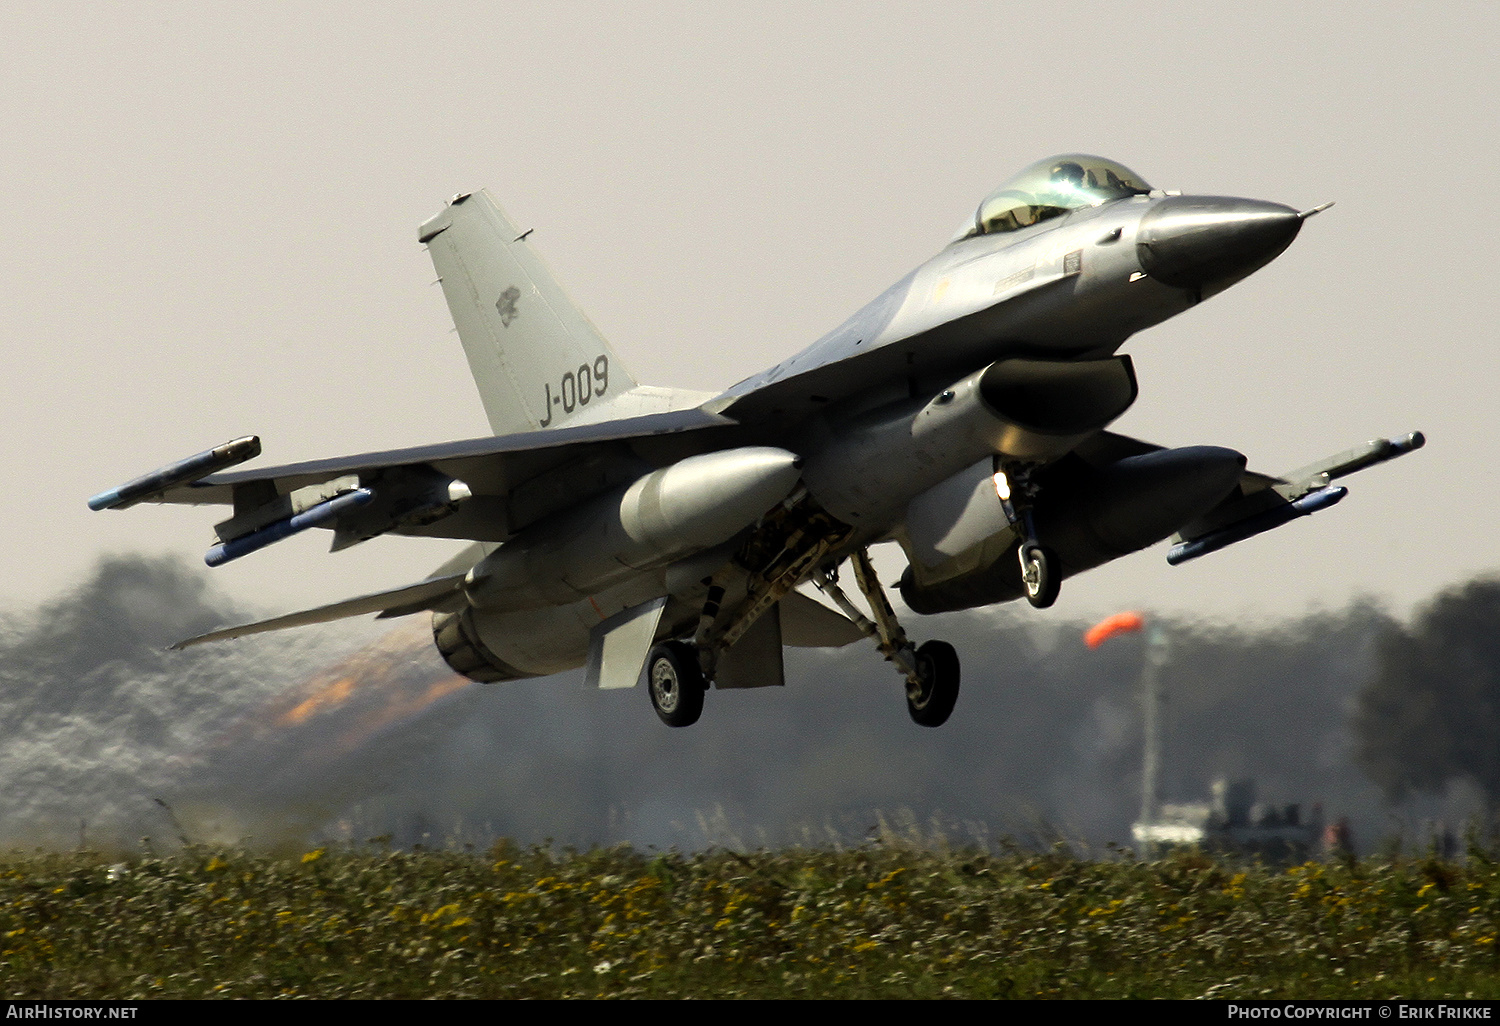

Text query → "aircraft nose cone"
[1136,196,1303,291]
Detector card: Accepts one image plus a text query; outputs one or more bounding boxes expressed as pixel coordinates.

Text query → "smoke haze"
[1355,577,1500,816]
[0,555,1487,854]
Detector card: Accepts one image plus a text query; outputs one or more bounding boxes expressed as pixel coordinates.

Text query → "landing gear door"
[584,596,668,690]
[904,458,1009,568]
[714,608,785,690]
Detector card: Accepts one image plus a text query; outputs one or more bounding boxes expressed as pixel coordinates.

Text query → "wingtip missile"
[88,436,261,511]
[1393,430,1425,454]
[1279,430,1426,489]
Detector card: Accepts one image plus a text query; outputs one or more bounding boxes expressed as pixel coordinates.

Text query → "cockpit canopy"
[964,154,1151,239]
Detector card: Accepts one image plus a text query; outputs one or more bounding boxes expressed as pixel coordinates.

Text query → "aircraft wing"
[1071,430,1273,491]
[1166,431,1425,565]
[93,408,742,556]
[1068,429,1423,565]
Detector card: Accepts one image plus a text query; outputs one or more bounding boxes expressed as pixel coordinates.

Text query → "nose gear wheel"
[996,458,1062,608]
[1020,543,1060,609]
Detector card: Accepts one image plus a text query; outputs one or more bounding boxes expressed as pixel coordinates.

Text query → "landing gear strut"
[646,492,857,728]
[815,548,961,727]
[995,459,1060,609]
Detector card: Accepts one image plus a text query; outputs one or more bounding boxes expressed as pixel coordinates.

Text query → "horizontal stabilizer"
[170,573,466,650]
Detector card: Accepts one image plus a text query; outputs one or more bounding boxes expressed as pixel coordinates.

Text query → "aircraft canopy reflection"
[967,154,1153,238]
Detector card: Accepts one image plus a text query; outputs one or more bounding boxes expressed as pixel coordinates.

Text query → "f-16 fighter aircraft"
[91,155,1422,728]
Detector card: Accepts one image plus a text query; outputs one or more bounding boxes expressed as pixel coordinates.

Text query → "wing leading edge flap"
[170,573,467,650]
[129,406,737,509]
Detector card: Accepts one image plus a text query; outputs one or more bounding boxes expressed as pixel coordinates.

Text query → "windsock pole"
[1086,612,1168,858]
[1138,625,1169,859]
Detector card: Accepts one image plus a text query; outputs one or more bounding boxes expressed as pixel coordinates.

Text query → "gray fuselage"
[457,188,1301,678]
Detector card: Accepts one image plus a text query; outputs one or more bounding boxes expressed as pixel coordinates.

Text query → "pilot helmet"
[1050,161,1086,190]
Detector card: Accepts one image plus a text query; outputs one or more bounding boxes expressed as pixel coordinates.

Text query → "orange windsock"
[1084,611,1145,649]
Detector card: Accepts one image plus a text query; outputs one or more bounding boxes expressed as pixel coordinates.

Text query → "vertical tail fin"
[419,191,638,435]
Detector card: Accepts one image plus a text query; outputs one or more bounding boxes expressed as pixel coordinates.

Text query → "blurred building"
[1132,778,1324,862]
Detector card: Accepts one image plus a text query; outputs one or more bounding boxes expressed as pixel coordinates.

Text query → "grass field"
[3,839,1499,999]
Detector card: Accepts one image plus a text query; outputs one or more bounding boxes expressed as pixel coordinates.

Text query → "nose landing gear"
[995,459,1060,609]
[1020,542,1060,608]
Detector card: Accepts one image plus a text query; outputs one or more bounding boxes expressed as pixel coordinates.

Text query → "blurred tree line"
[1355,578,1500,826]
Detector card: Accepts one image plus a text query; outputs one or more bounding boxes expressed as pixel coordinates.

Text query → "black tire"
[906,640,961,727]
[647,641,706,728]
[1021,544,1061,609]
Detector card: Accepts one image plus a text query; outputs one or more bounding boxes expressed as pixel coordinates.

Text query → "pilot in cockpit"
[961,154,1152,242]
[1049,160,1087,191]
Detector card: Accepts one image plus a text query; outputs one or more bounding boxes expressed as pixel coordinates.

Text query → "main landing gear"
[647,640,706,727]
[906,639,961,727]
[645,497,853,727]
[815,548,961,727]
[646,545,961,728]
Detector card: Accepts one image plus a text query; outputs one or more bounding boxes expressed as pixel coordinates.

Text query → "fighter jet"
[90,154,1422,728]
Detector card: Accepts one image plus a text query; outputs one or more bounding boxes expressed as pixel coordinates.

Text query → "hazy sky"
[3,2,1494,630]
